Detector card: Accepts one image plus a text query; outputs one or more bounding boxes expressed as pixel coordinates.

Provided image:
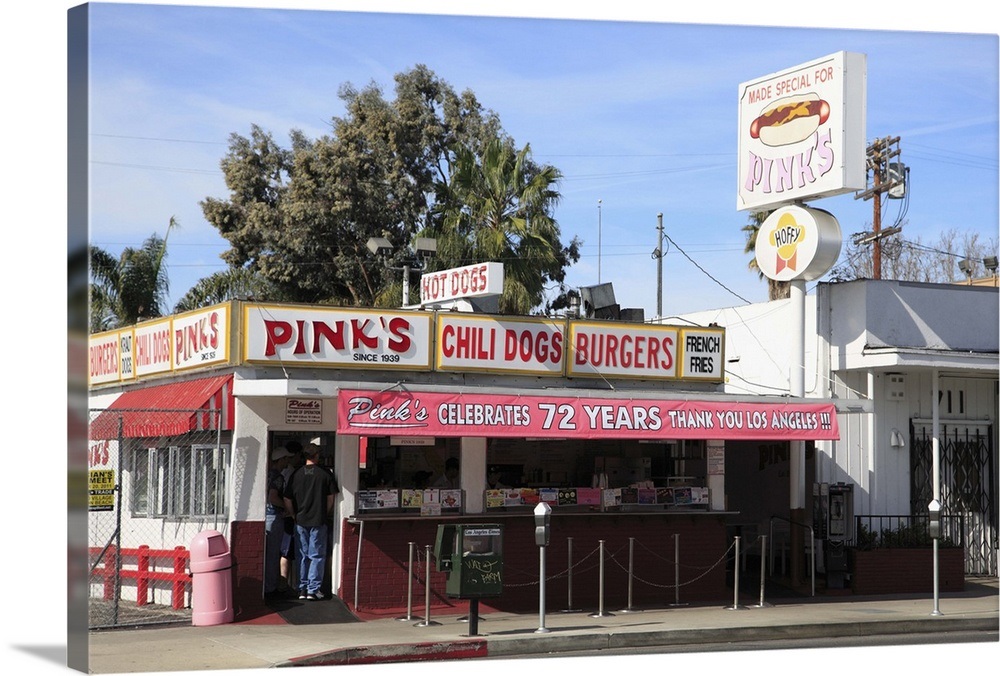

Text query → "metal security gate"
[87,408,230,629]
[910,422,997,576]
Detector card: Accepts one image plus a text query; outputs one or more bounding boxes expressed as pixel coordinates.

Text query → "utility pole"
[597,200,603,284]
[853,136,902,279]
[653,213,664,319]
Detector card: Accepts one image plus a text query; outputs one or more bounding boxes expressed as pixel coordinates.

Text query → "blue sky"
[2,3,997,671]
[81,1,998,320]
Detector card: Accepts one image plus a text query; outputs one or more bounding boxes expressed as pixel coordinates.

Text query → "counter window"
[359,437,461,489]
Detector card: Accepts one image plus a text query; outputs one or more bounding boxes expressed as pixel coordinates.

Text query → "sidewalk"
[86,578,999,673]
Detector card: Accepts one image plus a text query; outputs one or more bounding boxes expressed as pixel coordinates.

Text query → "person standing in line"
[433,457,460,489]
[264,446,294,597]
[283,443,338,601]
[486,466,508,490]
[280,441,305,590]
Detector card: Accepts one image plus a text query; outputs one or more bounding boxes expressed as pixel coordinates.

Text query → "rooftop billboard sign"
[737,51,867,212]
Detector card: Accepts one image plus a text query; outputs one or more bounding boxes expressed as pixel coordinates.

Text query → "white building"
[678,279,999,575]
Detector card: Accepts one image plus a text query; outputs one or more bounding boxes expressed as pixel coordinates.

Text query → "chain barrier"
[383,528,776,622]
[497,536,751,593]
[500,539,608,588]
[607,537,744,590]
[634,537,724,570]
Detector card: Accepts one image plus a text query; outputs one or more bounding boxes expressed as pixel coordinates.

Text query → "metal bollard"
[753,534,772,608]
[562,537,580,613]
[396,542,421,621]
[589,540,614,618]
[725,536,748,610]
[670,533,687,607]
[620,537,640,613]
[414,545,441,627]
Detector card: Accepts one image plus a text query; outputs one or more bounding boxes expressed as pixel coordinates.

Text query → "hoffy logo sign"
[754,205,842,282]
[768,211,806,274]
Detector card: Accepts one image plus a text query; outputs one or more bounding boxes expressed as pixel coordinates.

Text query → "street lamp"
[367,236,437,307]
[366,236,393,257]
[958,259,974,284]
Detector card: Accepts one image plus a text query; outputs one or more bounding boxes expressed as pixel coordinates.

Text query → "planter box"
[850,547,964,595]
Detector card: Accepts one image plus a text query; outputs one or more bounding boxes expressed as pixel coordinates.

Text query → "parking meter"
[533,502,552,633]
[928,499,942,539]
[534,502,551,547]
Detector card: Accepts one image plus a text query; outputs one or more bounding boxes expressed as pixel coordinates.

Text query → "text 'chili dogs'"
[749,93,830,147]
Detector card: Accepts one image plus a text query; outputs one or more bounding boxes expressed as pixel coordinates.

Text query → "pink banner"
[337,389,839,441]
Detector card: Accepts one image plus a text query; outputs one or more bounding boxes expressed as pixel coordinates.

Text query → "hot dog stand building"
[88,298,842,617]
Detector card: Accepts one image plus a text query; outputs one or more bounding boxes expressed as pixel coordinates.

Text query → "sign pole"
[536,544,549,633]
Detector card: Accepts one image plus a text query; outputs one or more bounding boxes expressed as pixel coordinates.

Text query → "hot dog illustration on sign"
[749,93,830,147]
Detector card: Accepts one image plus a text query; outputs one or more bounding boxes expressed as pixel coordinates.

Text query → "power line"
[90,133,228,145]
[660,231,752,304]
[90,160,219,175]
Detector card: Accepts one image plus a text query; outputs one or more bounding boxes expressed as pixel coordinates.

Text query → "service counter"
[339,508,735,613]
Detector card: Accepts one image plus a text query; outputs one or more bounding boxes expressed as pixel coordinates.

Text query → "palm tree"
[173,267,284,313]
[89,218,175,332]
[741,209,790,300]
[435,138,564,314]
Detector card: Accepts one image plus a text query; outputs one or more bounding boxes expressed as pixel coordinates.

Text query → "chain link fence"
[88,408,231,629]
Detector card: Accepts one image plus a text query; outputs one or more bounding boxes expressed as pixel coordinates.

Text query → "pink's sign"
[337,389,840,441]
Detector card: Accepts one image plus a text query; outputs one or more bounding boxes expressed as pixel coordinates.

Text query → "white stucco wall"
[677,280,999,520]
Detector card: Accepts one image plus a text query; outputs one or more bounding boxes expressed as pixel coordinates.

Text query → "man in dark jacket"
[283,443,338,600]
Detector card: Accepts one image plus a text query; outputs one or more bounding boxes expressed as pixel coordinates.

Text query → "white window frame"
[130,443,230,518]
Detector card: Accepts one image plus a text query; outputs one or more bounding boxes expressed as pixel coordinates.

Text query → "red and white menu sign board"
[88,303,232,385]
[243,304,433,370]
[436,314,565,375]
[133,318,173,378]
[338,389,840,441]
[569,321,679,380]
[172,304,229,371]
[420,262,503,305]
[88,330,129,385]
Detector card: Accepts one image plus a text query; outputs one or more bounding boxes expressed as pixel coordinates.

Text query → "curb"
[287,639,488,666]
[490,617,999,657]
[281,617,998,666]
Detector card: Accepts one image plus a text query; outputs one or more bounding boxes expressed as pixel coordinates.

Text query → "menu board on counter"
[482,484,711,511]
[356,487,463,513]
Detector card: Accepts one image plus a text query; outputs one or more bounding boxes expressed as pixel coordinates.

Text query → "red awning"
[90,375,234,440]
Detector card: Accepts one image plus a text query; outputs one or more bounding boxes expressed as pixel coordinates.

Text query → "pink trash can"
[189,530,234,626]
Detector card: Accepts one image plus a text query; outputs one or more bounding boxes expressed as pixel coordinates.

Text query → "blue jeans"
[264,511,284,593]
[295,524,328,595]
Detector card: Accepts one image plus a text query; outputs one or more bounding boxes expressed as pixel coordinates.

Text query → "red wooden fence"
[91,545,190,609]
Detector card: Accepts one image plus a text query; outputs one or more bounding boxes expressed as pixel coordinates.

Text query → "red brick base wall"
[230,520,267,619]
[338,513,730,613]
[850,548,965,595]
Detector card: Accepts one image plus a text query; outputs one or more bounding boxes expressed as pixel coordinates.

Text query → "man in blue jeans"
[282,443,338,600]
